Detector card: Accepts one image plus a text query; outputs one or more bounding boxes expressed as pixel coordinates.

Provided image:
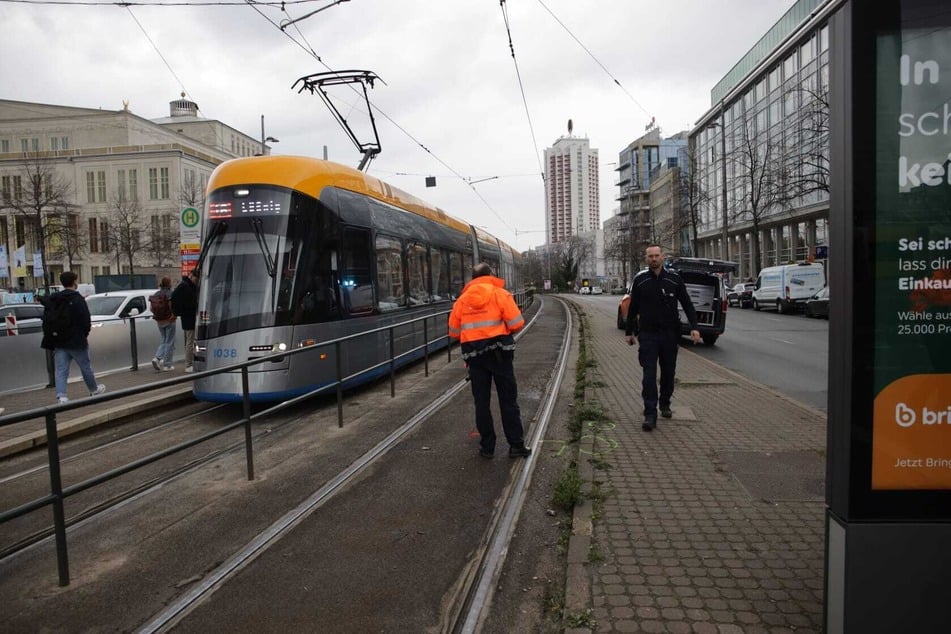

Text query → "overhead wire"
[241,0,517,236]
[498,0,545,187]
[125,6,194,103]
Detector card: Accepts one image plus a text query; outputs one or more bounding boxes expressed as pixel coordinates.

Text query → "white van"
[752,262,826,313]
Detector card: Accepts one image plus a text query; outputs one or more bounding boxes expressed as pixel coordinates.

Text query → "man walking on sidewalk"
[625,244,700,431]
[40,271,106,404]
[448,262,531,459]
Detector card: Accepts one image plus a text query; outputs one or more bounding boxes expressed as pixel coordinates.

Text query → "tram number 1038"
[213,348,239,359]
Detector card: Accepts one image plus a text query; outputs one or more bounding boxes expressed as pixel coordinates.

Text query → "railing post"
[389,326,396,398]
[423,317,429,377]
[335,341,344,428]
[241,367,255,480]
[45,410,70,586]
[129,317,139,371]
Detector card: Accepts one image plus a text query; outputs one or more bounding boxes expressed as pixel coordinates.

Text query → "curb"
[564,427,595,634]
[0,387,195,459]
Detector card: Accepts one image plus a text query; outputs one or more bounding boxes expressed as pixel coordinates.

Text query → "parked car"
[726,282,755,308]
[0,303,46,334]
[591,286,603,295]
[805,286,829,318]
[86,290,153,326]
[752,262,826,313]
[616,257,736,345]
[579,286,591,295]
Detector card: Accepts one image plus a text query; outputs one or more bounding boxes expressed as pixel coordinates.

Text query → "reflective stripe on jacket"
[448,275,524,358]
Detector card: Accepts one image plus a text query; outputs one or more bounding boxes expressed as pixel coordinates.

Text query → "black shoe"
[509,445,532,458]
[660,406,672,419]
[642,416,657,432]
[479,449,494,459]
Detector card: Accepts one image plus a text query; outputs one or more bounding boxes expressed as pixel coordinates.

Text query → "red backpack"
[149,292,172,320]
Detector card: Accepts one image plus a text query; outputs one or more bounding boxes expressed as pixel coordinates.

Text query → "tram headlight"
[277,342,287,351]
[195,343,207,353]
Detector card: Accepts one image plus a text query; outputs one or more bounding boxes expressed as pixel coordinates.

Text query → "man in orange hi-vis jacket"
[448,262,531,459]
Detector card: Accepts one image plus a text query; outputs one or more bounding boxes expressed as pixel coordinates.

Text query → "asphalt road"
[578,293,830,412]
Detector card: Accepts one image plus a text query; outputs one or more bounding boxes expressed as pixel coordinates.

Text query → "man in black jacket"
[625,245,700,431]
[171,271,199,373]
[41,271,105,404]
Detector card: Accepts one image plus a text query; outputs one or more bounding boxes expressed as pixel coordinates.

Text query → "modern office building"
[0,96,264,290]
[690,0,834,279]
[606,127,688,287]
[543,133,600,245]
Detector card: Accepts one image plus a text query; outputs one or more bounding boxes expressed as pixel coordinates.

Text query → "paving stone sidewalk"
[573,307,827,634]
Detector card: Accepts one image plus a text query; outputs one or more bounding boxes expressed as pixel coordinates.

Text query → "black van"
[667,257,736,345]
[615,256,737,345]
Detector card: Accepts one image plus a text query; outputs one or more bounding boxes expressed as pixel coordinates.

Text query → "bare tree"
[107,194,145,276]
[678,145,710,257]
[785,85,830,200]
[730,122,792,274]
[604,218,636,289]
[0,154,74,289]
[144,212,180,268]
[46,203,88,271]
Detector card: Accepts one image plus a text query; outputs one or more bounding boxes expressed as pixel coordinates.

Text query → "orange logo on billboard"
[872,373,951,489]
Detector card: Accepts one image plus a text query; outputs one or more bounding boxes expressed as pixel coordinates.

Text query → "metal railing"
[0,308,458,587]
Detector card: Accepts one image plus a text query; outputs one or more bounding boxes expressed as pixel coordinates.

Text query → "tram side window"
[449,251,465,300]
[431,249,450,302]
[407,241,429,305]
[376,234,405,312]
[340,227,374,316]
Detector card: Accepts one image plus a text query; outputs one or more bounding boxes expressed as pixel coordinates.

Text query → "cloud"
[2,0,797,249]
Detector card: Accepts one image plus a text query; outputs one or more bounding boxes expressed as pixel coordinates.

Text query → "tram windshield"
[198,186,318,338]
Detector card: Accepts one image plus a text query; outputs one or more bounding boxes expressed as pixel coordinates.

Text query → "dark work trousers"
[467,349,524,454]
[637,329,680,417]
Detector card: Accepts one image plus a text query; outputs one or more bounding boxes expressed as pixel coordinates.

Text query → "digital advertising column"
[872,5,951,492]
[826,1,951,632]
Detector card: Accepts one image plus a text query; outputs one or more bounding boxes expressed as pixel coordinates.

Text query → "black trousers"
[467,350,524,453]
[637,329,679,417]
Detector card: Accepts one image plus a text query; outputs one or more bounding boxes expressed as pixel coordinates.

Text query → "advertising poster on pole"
[872,5,951,490]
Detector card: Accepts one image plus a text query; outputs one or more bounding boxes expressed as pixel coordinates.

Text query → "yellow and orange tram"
[193,156,522,402]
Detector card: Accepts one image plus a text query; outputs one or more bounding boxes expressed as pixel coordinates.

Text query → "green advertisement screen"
[872,2,951,491]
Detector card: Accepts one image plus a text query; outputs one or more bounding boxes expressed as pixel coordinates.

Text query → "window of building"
[820,25,829,52]
[100,220,110,252]
[50,137,59,151]
[801,36,816,66]
[91,266,100,278]
[89,219,99,253]
[86,172,95,203]
[160,167,169,199]
[784,51,798,82]
[0,140,9,153]
[15,217,25,245]
[118,169,127,202]
[61,137,69,150]
[20,139,29,152]
[768,66,781,93]
[96,170,106,202]
[1,175,10,201]
[755,78,767,102]
[13,175,22,201]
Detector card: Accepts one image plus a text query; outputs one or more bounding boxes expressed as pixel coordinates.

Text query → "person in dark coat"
[41,271,105,404]
[171,271,199,372]
[625,244,700,432]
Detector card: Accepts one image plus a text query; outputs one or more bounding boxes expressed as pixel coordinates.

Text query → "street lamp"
[260,114,279,155]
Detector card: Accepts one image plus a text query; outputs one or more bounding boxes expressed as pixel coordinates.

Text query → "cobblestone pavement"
[572,303,827,634]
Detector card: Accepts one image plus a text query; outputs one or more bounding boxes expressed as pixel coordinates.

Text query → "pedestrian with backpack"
[40,271,106,404]
[149,277,177,372]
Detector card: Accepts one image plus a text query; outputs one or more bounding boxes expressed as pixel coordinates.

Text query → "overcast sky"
[3,0,796,250]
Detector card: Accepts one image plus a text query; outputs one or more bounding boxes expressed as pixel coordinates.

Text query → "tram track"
[1,295,573,633]
[135,297,570,634]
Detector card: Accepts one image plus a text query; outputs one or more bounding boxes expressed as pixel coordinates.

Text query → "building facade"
[543,134,600,245]
[606,128,688,289]
[690,0,835,280]
[0,97,263,290]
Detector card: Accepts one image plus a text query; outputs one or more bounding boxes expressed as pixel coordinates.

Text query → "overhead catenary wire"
[498,0,545,188]
[535,0,653,123]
